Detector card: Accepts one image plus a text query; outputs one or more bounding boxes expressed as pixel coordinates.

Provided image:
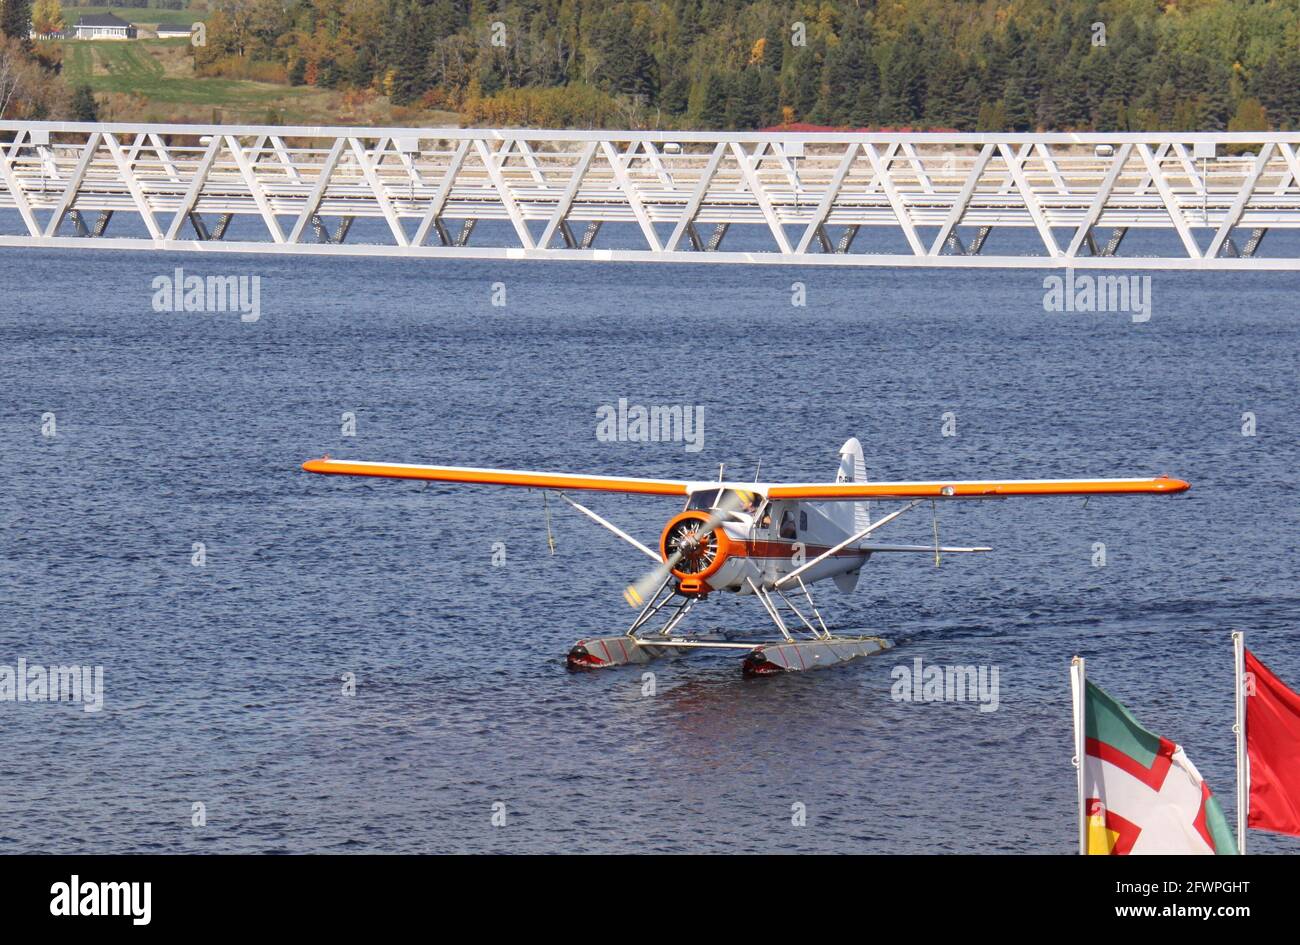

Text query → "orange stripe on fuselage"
[729,540,866,559]
[301,459,689,496]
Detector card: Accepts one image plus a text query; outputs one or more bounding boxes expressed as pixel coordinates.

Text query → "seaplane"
[301,439,1189,676]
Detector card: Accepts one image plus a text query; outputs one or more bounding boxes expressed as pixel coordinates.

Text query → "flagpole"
[1232,631,1247,854]
[1070,655,1087,855]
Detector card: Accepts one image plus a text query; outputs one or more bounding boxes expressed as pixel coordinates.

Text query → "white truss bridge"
[3,121,1300,269]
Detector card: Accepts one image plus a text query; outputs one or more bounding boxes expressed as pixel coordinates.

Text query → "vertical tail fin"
[830,437,869,593]
[836,437,870,532]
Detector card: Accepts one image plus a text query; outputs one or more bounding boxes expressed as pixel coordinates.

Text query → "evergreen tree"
[591,10,659,102]
[388,1,432,105]
[71,85,97,122]
[698,71,730,128]
[847,81,875,128]
[1036,85,1061,131]
[784,46,821,122]
[823,18,875,126]
[924,51,964,127]
[757,67,780,126]
[659,51,691,115]
[951,76,982,131]
[1,0,32,41]
[883,26,927,125]
[1002,21,1028,94]
[350,46,374,89]
[1003,77,1032,131]
[979,32,1007,93]
[1248,54,1284,116]
[1154,79,1178,129]
[1095,93,1127,131]
[1051,60,1091,128]
[1200,63,1233,132]
[318,57,340,89]
[729,67,767,128]
[1249,52,1300,128]
[762,18,784,75]
[1278,53,1300,128]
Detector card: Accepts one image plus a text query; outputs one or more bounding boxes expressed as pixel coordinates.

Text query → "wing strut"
[554,492,660,563]
[775,500,921,590]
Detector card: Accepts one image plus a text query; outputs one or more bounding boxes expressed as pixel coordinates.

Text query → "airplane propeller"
[623,489,751,607]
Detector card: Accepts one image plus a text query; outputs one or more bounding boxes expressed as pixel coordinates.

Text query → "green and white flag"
[1079,677,1236,855]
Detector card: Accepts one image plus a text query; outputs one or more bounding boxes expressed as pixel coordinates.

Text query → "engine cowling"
[659,510,732,585]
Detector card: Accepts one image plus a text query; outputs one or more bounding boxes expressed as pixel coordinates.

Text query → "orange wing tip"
[1156,476,1191,493]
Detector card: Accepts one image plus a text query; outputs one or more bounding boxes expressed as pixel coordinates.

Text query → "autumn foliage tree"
[30,0,63,37]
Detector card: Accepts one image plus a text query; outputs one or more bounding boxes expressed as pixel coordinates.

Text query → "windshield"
[685,488,762,515]
[686,489,719,510]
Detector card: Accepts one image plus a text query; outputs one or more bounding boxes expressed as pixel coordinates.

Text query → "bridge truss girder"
[1,122,1299,269]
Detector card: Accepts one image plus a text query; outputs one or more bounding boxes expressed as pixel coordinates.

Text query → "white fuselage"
[679,497,867,594]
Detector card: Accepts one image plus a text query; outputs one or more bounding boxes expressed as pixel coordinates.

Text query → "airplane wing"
[765,475,1189,500]
[301,457,690,496]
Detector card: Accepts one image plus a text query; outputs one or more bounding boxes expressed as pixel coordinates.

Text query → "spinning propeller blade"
[623,489,752,607]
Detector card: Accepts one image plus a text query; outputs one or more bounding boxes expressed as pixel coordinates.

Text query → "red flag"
[1245,649,1300,837]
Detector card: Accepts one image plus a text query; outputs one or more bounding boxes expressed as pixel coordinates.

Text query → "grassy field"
[60,39,301,120]
[63,5,207,28]
[57,39,459,126]
[62,40,286,106]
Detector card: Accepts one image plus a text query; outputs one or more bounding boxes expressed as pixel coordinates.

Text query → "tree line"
[5,0,1300,131]
[189,0,1300,131]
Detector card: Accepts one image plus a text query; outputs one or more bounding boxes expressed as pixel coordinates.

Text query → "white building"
[154,25,195,40]
[73,13,138,40]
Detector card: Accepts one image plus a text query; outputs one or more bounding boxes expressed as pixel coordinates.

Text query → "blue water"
[1,236,1297,853]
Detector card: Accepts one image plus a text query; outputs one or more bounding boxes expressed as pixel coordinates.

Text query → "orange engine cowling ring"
[659,510,732,583]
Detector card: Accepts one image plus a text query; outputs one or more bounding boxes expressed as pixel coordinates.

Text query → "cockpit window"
[686,489,720,510]
[780,510,797,539]
[686,488,763,517]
